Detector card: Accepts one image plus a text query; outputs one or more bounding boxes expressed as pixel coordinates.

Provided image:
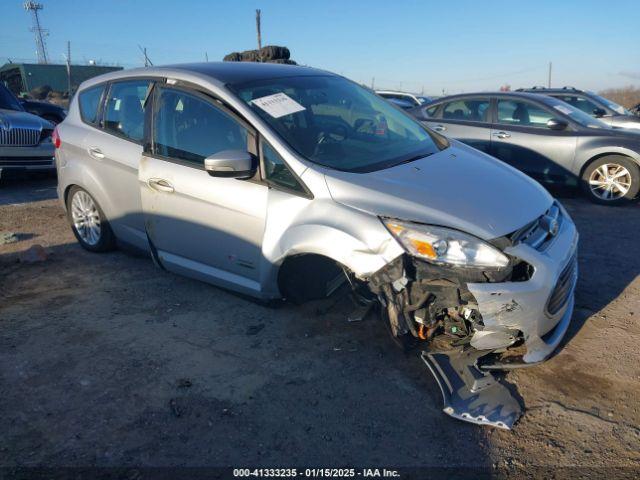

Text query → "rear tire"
[581,155,640,205]
[66,186,116,252]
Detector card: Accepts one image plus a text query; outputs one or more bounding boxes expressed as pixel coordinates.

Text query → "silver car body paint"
[56,64,578,369]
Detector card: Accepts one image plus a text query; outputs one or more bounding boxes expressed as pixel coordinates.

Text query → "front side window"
[497,100,554,127]
[103,80,150,142]
[153,88,248,164]
[442,99,490,122]
[78,85,105,124]
[554,95,600,116]
[229,76,446,173]
[261,140,305,193]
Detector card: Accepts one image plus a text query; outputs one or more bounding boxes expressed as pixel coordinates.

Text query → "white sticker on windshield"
[251,92,305,118]
[554,105,573,115]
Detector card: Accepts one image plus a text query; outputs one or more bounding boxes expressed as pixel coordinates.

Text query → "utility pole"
[205,52,209,62]
[548,61,552,88]
[66,41,72,98]
[371,77,375,89]
[256,9,262,61]
[24,1,49,64]
[138,45,153,67]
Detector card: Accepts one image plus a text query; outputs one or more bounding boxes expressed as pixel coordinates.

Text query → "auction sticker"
[251,92,306,118]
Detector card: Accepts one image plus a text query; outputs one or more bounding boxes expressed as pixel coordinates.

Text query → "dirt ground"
[1,177,639,476]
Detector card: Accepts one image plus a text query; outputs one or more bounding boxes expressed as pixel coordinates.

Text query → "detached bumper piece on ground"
[422,349,522,429]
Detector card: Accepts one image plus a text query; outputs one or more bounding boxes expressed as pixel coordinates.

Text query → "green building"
[0,63,123,96]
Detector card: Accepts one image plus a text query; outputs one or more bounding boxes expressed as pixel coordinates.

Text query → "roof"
[425,91,562,104]
[167,62,331,85]
[0,63,123,93]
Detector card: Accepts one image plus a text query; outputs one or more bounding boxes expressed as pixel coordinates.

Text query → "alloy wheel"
[588,163,632,201]
[70,190,102,245]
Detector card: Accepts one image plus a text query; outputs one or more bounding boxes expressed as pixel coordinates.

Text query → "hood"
[0,108,51,130]
[323,141,553,240]
[610,116,640,130]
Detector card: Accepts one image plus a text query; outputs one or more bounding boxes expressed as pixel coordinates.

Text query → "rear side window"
[78,85,105,125]
[153,88,248,165]
[442,99,490,122]
[103,80,150,142]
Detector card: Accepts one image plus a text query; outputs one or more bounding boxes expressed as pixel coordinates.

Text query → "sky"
[1,0,639,95]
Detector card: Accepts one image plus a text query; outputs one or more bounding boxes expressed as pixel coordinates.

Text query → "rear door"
[422,97,492,154]
[139,84,268,294]
[78,79,151,249]
[490,98,576,185]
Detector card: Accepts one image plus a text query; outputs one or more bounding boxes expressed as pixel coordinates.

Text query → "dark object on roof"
[0,63,123,96]
[223,45,295,65]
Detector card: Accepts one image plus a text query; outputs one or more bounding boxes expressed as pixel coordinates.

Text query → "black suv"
[518,86,640,130]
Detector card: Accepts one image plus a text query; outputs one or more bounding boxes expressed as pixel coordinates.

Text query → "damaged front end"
[365,203,579,429]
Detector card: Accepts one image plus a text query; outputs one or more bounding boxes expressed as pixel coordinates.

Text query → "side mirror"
[204,150,256,179]
[546,118,568,131]
[593,107,606,118]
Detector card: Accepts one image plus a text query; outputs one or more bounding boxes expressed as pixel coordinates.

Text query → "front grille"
[511,203,562,251]
[0,127,41,147]
[546,253,578,315]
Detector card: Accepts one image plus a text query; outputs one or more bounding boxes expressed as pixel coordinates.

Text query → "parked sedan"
[410,92,640,205]
[0,82,56,178]
[518,87,640,130]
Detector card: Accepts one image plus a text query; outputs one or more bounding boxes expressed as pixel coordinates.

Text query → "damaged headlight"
[382,219,509,269]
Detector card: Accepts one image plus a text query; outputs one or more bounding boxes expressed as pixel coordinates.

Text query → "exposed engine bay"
[356,209,578,429]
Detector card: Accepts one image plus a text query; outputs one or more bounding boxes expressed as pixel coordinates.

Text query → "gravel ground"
[1,178,639,475]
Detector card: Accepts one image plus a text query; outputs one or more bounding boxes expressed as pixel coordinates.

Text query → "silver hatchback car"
[55,63,578,428]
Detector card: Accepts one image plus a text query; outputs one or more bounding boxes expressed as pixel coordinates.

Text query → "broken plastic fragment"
[421,349,522,429]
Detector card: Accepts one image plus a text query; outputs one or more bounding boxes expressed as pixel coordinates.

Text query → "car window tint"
[442,99,490,122]
[425,104,439,117]
[262,140,305,193]
[154,88,248,164]
[497,100,553,127]
[78,85,105,125]
[554,95,600,116]
[103,81,150,142]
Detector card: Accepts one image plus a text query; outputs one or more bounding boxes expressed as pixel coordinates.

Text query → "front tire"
[581,155,640,205]
[66,186,116,252]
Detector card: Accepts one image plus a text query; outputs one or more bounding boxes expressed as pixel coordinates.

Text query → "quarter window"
[78,85,105,125]
[497,100,553,127]
[425,104,439,117]
[261,140,305,194]
[103,81,150,142]
[153,88,248,165]
[442,99,490,122]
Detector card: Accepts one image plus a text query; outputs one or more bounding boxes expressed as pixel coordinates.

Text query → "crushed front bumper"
[467,210,579,364]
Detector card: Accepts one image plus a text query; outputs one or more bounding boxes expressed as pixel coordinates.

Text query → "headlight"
[382,219,509,269]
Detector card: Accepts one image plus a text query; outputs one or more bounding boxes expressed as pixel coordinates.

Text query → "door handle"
[87,146,105,159]
[147,178,175,193]
[432,124,446,132]
[492,131,511,139]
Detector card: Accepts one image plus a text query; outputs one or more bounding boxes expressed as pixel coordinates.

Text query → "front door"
[139,85,268,295]
[490,98,577,186]
[423,97,492,154]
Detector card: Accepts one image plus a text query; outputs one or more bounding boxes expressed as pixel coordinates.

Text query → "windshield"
[589,92,632,116]
[0,84,24,111]
[418,96,432,104]
[545,97,609,129]
[229,76,447,172]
